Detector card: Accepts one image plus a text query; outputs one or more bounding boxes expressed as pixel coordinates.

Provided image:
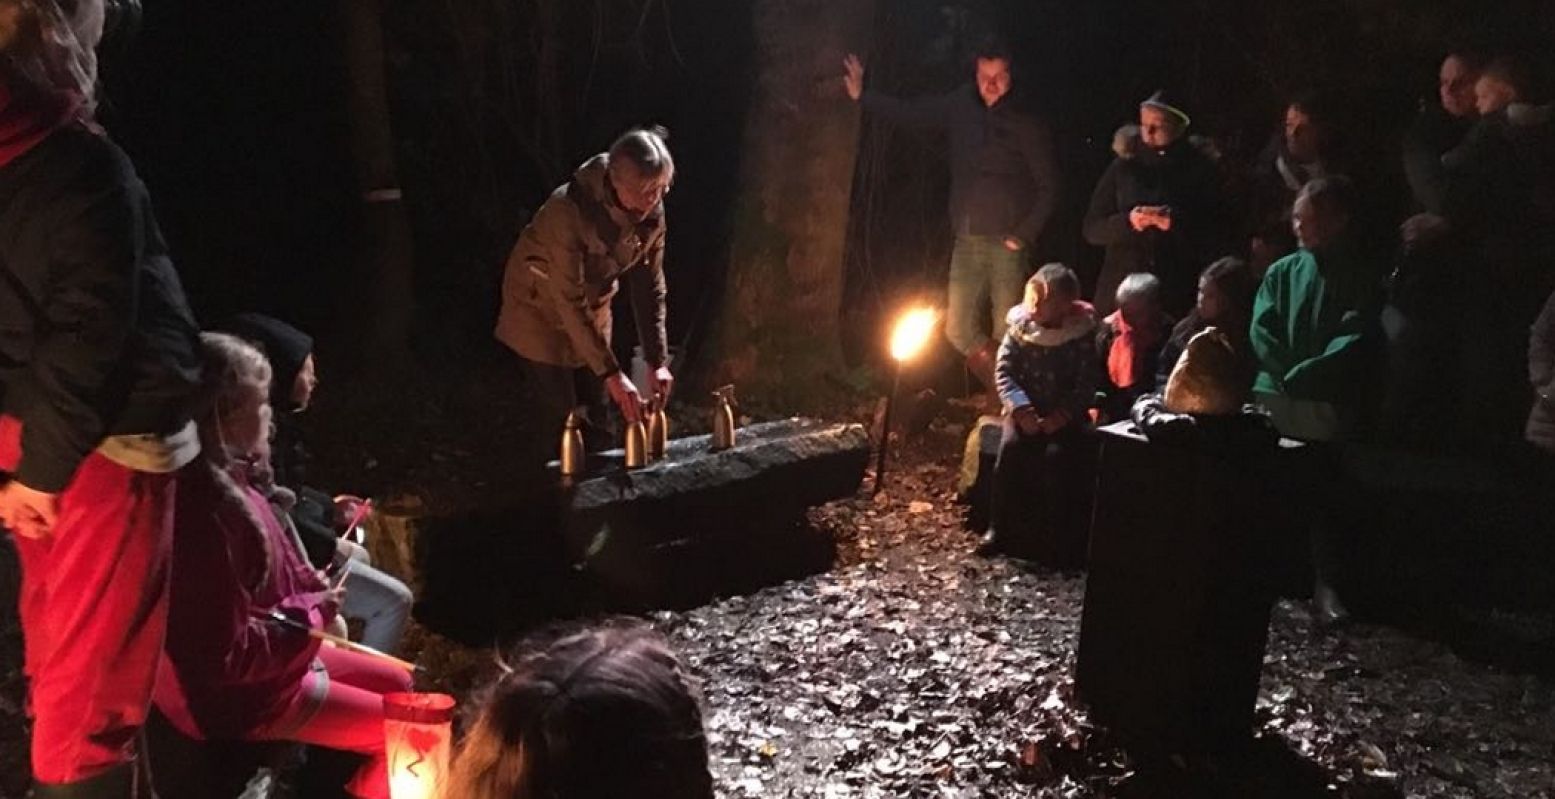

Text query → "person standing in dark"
[842,40,1060,397]
[1084,91,1226,317]
[1384,51,1486,450]
[1251,177,1382,625]
[1441,56,1555,451]
[495,127,676,472]
[0,1,204,793]
[1403,51,1485,218]
[1247,93,1343,272]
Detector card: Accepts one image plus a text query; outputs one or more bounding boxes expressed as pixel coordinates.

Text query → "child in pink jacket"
[153,332,411,798]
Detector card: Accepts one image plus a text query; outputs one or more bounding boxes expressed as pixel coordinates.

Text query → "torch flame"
[889,307,938,363]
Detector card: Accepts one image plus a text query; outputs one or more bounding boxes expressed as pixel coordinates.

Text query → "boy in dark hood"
[214,313,414,654]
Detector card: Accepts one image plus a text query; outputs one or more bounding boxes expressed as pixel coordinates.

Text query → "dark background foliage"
[99,0,1555,374]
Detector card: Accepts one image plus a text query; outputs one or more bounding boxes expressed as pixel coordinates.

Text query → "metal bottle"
[559,409,586,478]
[623,410,649,469]
[711,385,736,451]
[646,398,669,460]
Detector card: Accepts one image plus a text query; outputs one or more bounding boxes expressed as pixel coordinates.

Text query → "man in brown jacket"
[496,127,675,467]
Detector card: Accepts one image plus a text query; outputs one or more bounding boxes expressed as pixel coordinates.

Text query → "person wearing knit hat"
[216,312,318,413]
[1084,90,1227,318]
[213,313,415,655]
[1141,90,1192,130]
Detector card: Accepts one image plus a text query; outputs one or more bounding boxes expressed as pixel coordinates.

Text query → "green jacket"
[1250,246,1378,405]
[495,154,668,376]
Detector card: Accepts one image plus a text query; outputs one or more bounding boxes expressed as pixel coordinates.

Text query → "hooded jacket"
[994,301,1099,422]
[862,84,1059,245]
[1083,127,1225,316]
[0,120,202,491]
[215,313,313,412]
[155,460,334,739]
[495,154,668,376]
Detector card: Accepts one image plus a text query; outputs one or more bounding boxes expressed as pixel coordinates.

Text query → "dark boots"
[31,763,141,799]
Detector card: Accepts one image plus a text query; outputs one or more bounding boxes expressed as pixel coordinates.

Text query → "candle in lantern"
[384,692,457,799]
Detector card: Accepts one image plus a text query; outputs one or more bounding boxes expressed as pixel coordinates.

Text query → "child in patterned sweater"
[981,263,1101,565]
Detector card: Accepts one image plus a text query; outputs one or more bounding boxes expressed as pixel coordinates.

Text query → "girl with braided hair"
[445,624,714,799]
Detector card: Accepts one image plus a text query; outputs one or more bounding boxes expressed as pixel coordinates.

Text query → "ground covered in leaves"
[638,419,1555,798]
[3,364,1554,797]
[396,409,1555,799]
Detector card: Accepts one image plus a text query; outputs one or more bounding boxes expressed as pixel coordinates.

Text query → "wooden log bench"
[413,418,869,639]
[556,417,870,608]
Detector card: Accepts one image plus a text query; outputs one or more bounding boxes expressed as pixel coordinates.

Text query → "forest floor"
[3,354,1555,797]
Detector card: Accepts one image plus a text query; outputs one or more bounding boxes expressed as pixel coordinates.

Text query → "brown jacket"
[495,154,668,376]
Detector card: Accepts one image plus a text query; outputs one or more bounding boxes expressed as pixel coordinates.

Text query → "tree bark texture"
[339,0,417,361]
[704,0,874,410]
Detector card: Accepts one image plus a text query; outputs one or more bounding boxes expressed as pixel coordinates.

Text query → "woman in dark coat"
[1084,91,1226,317]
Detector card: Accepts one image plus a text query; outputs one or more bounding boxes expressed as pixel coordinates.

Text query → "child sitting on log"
[153,333,411,799]
[980,263,1100,565]
[216,313,414,656]
[445,624,714,799]
[1095,272,1174,424]
[1155,256,1259,388]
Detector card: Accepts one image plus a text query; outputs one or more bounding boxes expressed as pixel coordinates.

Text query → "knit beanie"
[214,313,314,411]
[1141,89,1191,129]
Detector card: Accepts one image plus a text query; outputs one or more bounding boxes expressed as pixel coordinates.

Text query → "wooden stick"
[259,609,419,673]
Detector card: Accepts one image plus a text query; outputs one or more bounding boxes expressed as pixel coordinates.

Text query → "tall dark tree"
[703,0,875,410]
[340,0,417,360]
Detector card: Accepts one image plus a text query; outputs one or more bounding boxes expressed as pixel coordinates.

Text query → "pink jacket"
[154,461,337,739]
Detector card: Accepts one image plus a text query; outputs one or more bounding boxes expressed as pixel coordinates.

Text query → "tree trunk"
[338,0,416,362]
[702,0,874,411]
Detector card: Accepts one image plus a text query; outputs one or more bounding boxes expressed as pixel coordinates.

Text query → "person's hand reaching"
[843,54,865,101]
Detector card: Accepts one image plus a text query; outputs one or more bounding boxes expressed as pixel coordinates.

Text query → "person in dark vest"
[0,1,203,794]
[842,39,1061,398]
[1084,91,1226,317]
[495,127,675,471]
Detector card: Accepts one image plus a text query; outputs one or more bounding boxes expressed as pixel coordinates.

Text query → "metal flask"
[646,400,669,460]
[623,413,649,469]
[711,385,736,451]
[559,409,586,478]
